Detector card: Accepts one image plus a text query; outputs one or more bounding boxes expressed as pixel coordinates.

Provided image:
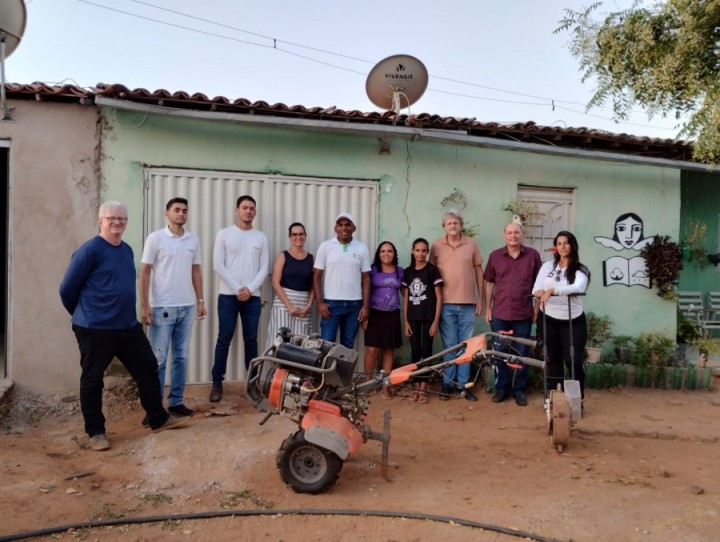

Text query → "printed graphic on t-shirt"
[408,277,427,305]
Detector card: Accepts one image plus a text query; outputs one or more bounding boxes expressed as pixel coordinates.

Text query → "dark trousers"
[409,320,434,362]
[537,312,587,397]
[490,316,532,395]
[409,320,434,382]
[72,323,168,436]
[212,294,262,384]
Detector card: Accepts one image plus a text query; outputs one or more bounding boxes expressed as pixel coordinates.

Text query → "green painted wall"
[679,170,720,294]
[100,109,682,339]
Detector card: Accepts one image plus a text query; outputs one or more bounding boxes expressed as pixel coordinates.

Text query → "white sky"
[7,0,686,140]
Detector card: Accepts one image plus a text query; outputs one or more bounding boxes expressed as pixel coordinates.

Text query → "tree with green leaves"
[556,1,720,163]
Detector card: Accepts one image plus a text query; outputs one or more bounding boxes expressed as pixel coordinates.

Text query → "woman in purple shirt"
[362,241,404,399]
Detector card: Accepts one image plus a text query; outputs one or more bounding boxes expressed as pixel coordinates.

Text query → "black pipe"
[0,507,566,542]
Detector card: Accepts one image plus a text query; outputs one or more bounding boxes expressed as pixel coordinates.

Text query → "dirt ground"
[2,375,720,542]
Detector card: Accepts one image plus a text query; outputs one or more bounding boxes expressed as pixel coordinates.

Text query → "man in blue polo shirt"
[313,212,371,348]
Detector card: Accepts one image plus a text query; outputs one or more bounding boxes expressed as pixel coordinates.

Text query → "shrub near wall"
[586,363,714,389]
[585,332,714,390]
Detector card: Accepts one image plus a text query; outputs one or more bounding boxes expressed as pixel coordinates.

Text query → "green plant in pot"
[612,334,635,364]
[677,312,702,344]
[677,312,702,361]
[690,336,720,366]
[634,332,676,366]
[585,312,613,362]
[640,235,683,300]
[633,332,676,388]
[502,198,542,228]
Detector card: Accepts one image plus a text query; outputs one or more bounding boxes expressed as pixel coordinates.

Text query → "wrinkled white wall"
[0,100,100,396]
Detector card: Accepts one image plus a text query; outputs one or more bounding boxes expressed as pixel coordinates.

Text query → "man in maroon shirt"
[484,223,542,406]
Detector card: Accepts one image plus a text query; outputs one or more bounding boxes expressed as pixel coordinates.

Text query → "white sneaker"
[90,434,111,451]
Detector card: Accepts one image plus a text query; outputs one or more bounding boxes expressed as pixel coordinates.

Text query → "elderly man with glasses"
[60,201,190,452]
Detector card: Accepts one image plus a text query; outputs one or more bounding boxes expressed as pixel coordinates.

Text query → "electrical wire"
[120,0,672,121]
[74,0,679,132]
[0,508,567,542]
[77,0,366,77]
[130,0,372,64]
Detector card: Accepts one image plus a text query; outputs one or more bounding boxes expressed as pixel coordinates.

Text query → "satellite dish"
[0,0,27,57]
[366,54,428,114]
[0,0,26,120]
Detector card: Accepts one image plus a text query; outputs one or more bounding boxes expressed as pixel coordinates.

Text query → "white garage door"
[143,167,378,383]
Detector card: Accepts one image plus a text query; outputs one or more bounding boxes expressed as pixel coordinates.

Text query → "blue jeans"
[439,304,477,388]
[320,299,362,349]
[490,316,532,396]
[212,295,261,384]
[149,305,194,407]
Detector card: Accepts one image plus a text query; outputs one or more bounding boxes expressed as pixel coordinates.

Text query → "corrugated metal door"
[144,167,378,383]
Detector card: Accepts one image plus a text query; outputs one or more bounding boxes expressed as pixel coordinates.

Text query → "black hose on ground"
[0,508,566,542]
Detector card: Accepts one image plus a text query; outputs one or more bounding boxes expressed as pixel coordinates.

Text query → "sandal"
[381,387,392,400]
[408,391,419,402]
[417,391,429,404]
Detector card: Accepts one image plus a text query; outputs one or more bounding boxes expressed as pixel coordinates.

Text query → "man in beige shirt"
[430,209,484,401]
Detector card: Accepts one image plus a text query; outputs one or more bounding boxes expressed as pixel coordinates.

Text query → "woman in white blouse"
[533,231,590,398]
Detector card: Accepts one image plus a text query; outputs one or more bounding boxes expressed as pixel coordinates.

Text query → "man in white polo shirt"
[140,197,206,421]
[313,212,371,349]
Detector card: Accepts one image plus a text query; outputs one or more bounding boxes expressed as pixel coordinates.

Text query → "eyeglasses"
[289,233,306,237]
[554,269,563,282]
[102,216,128,224]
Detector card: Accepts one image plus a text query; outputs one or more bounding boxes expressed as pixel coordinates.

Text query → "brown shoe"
[209,384,223,403]
[152,414,190,433]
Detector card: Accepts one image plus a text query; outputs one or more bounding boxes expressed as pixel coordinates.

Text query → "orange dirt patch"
[2,380,720,541]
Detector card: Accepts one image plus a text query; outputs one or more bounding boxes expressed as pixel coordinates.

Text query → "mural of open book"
[602,256,651,288]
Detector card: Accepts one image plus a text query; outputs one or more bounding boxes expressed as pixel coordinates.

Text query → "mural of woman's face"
[615,216,643,248]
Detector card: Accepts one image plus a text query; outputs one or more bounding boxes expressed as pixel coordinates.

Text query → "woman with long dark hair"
[532,231,590,398]
[362,241,404,399]
[402,238,443,404]
[265,222,314,349]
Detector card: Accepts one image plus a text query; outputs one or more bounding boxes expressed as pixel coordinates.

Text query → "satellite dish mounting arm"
[391,90,410,115]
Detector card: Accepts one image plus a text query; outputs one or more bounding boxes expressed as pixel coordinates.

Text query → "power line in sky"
[76,0,677,132]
